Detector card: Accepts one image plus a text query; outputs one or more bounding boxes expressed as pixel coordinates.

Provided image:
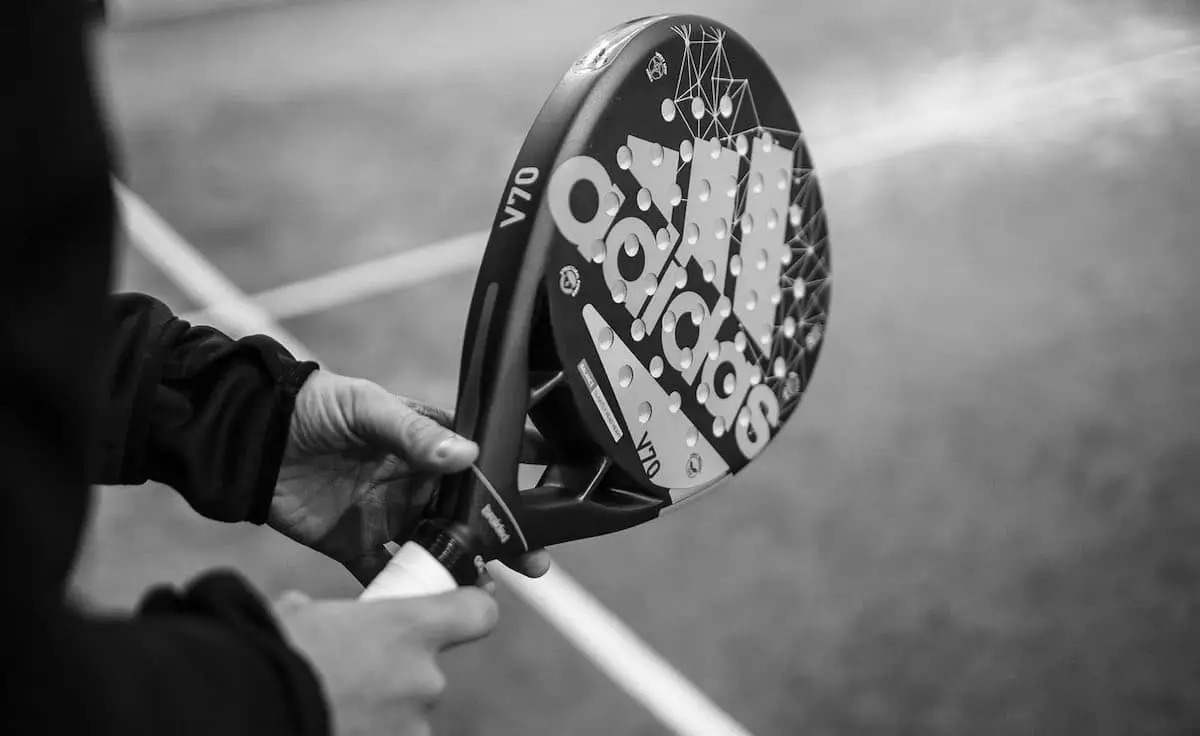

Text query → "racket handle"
[359,541,458,600]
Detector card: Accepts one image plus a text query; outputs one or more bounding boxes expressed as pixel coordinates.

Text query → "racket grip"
[359,541,458,600]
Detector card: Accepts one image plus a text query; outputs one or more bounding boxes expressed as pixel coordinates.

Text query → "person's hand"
[271,369,551,584]
[275,588,496,736]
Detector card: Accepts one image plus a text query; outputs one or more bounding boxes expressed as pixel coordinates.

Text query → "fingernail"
[435,437,459,458]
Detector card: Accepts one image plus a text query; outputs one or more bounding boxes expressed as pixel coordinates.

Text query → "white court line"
[179,231,485,324]
[492,564,754,736]
[116,184,753,736]
[255,232,484,320]
[178,43,1199,325]
[117,181,315,361]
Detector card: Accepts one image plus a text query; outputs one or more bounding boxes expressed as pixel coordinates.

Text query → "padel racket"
[362,14,830,599]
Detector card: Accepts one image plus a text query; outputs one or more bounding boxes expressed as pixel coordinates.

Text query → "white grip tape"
[359,541,459,600]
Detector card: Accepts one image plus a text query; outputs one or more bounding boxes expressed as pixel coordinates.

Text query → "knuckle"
[413,667,447,702]
[405,417,450,457]
[394,404,427,437]
[459,590,500,633]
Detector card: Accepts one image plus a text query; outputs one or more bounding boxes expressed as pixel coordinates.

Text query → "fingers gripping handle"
[360,542,458,600]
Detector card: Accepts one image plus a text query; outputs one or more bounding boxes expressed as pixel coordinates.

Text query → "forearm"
[96,294,317,522]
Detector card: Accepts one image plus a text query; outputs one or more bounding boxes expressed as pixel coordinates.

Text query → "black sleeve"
[95,293,319,524]
[14,572,329,736]
[1,3,329,734]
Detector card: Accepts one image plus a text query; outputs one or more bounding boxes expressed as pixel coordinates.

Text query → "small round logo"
[646,52,668,82]
[559,265,581,296]
[685,453,702,478]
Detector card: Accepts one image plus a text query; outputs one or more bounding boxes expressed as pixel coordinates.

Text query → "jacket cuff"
[241,336,319,526]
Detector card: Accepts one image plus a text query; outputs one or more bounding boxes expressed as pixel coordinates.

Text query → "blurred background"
[79,0,1200,734]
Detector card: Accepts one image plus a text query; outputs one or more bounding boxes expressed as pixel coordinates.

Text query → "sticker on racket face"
[369,16,831,592]
[535,20,830,509]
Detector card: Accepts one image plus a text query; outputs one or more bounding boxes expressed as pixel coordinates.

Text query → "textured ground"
[76,1,1200,734]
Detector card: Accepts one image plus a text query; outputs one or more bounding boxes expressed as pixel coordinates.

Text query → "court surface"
[77,1,1200,734]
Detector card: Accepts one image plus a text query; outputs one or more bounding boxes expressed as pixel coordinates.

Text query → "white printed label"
[578,360,624,442]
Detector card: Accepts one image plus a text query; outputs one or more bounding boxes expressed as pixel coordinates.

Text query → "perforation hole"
[716,297,731,319]
[602,192,621,216]
[650,144,664,167]
[616,145,632,170]
[637,402,653,424]
[783,316,797,338]
[662,310,677,333]
[630,319,646,342]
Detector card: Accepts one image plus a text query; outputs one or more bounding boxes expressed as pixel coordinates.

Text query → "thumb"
[273,590,312,616]
[352,385,478,472]
[399,588,500,650]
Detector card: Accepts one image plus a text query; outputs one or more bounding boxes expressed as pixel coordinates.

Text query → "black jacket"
[3,2,329,733]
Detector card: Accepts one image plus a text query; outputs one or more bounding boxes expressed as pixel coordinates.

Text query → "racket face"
[440,15,829,564]
[537,20,830,505]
